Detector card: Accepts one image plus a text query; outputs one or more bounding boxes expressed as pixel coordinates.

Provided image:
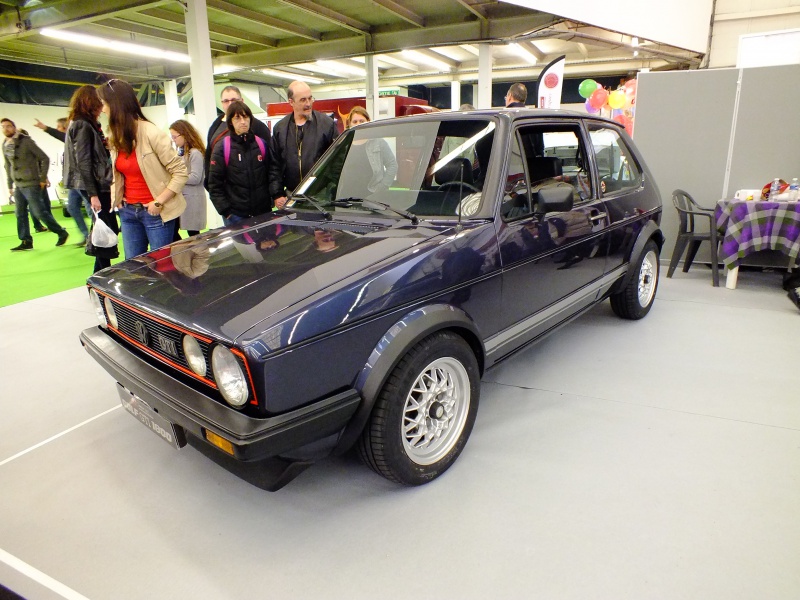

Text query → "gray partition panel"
[728,64,800,193]
[634,69,739,262]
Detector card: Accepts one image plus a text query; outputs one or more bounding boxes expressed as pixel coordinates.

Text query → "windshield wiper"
[335,197,419,225]
[288,193,332,220]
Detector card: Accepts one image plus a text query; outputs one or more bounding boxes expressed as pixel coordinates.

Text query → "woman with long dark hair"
[169,119,207,237]
[97,79,187,259]
[63,84,118,272]
[207,100,271,226]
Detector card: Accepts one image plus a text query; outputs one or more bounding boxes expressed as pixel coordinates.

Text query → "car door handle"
[589,212,608,222]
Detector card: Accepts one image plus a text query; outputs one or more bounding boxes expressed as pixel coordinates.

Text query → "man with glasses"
[203,85,271,190]
[269,81,337,209]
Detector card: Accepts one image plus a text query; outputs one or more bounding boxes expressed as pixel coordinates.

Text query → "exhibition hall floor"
[1,269,798,600]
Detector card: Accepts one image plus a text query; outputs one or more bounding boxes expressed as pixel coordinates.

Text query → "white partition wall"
[633,65,800,265]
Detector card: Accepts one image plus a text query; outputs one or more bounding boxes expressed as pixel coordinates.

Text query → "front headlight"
[89,289,107,327]
[104,297,118,329]
[183,335,207,376]
[211,345,248,407]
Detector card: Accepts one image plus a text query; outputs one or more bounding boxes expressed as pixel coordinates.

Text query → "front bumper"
[80,327,361,462]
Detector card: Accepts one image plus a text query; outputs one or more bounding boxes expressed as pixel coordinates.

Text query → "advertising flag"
[537,55,566,109]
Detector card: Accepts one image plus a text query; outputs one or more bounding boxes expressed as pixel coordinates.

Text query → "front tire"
[610,239,659,320]
[357,331,480,485]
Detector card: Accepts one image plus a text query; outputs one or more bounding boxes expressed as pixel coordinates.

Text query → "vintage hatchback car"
[81,109,663,490]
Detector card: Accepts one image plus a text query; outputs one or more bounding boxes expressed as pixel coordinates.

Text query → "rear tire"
[357,331,480,485]
[610,239,659,320]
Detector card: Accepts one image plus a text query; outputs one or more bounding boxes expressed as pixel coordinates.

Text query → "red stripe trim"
[91,287,260,407]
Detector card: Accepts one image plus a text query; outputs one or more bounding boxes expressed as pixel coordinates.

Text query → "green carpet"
[0,204,123,307]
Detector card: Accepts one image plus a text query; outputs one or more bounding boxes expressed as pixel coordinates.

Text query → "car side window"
[501,124,590,222]
[587,125,642,196]
[500,134,530,221]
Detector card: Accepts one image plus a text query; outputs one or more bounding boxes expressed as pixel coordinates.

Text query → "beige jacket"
[111,120,188,223]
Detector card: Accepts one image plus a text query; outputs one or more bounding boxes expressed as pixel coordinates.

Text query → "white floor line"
[0,547,91,600]
[0,406,121,468]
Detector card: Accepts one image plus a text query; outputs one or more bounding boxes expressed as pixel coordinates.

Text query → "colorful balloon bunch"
[579,78,637,136]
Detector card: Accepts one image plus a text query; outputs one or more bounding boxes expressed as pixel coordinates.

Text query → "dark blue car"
[81,109,663,490]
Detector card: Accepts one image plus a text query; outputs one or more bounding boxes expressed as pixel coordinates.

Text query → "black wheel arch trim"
[332,304,485,455]
[610,219,664,296]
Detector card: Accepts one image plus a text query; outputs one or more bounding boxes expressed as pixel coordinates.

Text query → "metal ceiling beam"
[89,19,233,54]
[368,0,425,28]
[453,0,487,20]
[205,0,321,41]
[215,12,555,70]
[0,0,169,40]
[521,41,545,62]
[137,7,278,47]
[276,0,370,34]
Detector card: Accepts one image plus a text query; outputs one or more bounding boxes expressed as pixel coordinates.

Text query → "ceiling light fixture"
[316,59,365,77]
[262,68,323,84]
[509,43,537,65]
[402,50,451,72]
[41,28,190,63]
[631,36,640,47]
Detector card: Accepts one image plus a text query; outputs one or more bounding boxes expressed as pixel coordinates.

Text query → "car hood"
[89,214,452,342]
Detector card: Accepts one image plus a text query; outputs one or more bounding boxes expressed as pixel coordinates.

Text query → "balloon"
[579,79,597,99]
[613,114,628,126]
[589,87,608,110]
[584,98,600,114]
[608,90,625,109]
[623,79,637,94]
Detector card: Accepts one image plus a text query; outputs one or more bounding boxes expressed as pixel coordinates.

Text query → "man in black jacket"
[269,81,337,209]
[505,83,528,108]
[3,118,68,250]
[204,85,271,190]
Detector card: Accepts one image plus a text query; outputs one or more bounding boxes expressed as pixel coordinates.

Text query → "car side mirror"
[536,185,573,214]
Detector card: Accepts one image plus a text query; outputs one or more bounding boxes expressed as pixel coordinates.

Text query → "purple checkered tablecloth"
[714,199,800,269]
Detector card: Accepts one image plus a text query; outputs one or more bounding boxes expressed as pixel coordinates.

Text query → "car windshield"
[293,118,496,220]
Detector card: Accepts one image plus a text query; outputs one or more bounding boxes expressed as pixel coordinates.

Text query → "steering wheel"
[437,181,480,193]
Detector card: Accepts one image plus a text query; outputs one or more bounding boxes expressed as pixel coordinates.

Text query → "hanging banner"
[536,55,566,109]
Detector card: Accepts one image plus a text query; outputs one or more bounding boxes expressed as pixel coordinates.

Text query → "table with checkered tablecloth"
[714,199,800,289]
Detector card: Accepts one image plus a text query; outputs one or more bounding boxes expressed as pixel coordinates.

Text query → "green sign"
[379,90,400,97]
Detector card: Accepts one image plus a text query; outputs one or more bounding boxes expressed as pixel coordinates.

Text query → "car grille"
[112,302,212,379]
[95,292,254,404]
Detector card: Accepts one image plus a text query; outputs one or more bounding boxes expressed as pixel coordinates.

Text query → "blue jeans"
[119,203,174,259]
[15,185,66,243]
[68,189,90,238]
[223,214,248,227]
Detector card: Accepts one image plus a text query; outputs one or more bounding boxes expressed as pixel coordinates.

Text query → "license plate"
[118,386,186,450]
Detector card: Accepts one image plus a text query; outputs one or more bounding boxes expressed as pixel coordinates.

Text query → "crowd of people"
[2,78,344,272]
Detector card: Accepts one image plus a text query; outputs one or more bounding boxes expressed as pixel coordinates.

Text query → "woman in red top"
[97,79,187,259]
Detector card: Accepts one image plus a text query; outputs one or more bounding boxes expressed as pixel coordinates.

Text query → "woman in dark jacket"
[207,101,272,226]
[63,85,118,272]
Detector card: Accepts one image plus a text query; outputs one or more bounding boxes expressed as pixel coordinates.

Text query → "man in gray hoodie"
[2,118,68,250]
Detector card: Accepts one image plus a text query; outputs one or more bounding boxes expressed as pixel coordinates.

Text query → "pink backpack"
[223,135,266,165]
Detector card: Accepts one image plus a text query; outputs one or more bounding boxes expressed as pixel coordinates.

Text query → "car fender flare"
[614,220,664,293]
[332,304,484,455]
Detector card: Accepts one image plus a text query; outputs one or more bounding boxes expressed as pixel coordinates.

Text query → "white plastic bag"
[91,210,118,248]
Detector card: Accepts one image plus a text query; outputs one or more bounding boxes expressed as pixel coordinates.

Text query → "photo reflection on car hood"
[102,219,444,339]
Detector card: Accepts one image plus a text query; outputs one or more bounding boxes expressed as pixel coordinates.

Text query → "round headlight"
[89,289,107,327]
[211,345,248,407]
[104,297,118,329]
[183,335,207,376]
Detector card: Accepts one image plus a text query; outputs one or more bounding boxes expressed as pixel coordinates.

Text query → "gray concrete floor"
[1,267,798,600]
